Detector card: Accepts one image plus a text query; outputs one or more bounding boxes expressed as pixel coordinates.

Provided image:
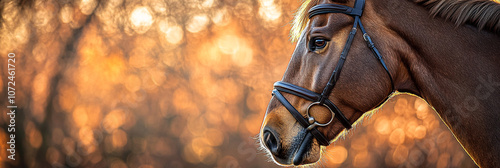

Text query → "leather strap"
[358,21,394,91]
[308,0,365,18]
[272,90,330,146]
[274,82,352,129]
[309,4,362,18]
[317,17,359,105]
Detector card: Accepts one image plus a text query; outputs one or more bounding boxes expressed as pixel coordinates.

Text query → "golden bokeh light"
[130,6,154,34]
[45,147,61,165]
[186,14,209,33]
[353,151,371,167]
[79,0,98,15]
[218,35,240,55]
[326,146,348,164]
[258,0,282,22]
[212,8,231,26]
[414,125,427,139]
[102,109,126,133]
[231,42,254,67]
[374,116,391,135]
[111,129,128,148]
[437,152,451,168]
[78,126,95,146]
[60,5,73,24]
[158,19,184,44]
[392,145,409,164]
[389,128,405,145]
[27,122,43,148]
[72,106,89,127]
[203,129,224,147]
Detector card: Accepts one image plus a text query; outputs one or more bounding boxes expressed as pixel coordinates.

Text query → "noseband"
[272,0,394,146]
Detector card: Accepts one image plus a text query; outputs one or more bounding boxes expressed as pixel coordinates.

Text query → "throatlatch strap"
[358,22,394,91]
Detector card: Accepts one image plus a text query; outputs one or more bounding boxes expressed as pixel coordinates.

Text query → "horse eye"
[314,39,326,47]
[309,38,329,52]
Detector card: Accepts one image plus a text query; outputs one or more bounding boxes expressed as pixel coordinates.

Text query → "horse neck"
[372,0,500,166]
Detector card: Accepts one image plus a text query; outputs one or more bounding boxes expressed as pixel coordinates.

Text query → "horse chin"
[271,134,321,166]
[291,149,321,166]
[271,148,321,166]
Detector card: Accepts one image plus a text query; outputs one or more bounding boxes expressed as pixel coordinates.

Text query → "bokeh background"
[0,0,484,167]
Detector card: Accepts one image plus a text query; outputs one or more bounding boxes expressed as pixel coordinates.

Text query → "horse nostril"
[263,128,280,155]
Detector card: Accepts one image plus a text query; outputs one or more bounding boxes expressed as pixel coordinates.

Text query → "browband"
[308,0,365,18]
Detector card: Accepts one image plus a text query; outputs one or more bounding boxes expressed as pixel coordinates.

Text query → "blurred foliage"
[0,0,477,167]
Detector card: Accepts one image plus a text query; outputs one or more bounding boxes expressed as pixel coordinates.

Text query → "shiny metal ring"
[306,102,335,127]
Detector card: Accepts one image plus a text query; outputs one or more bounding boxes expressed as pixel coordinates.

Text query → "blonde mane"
[290,0,500,42]
[290,0,319,42]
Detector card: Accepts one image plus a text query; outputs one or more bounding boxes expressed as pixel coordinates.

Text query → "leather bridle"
[271,0,394,146]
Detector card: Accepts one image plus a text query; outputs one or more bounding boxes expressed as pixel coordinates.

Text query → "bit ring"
[306,102,335,129]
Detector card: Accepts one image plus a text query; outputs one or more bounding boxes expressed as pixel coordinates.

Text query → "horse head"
[258,0,407,165]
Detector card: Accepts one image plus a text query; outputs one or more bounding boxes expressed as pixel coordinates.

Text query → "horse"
[258,0,500,167]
